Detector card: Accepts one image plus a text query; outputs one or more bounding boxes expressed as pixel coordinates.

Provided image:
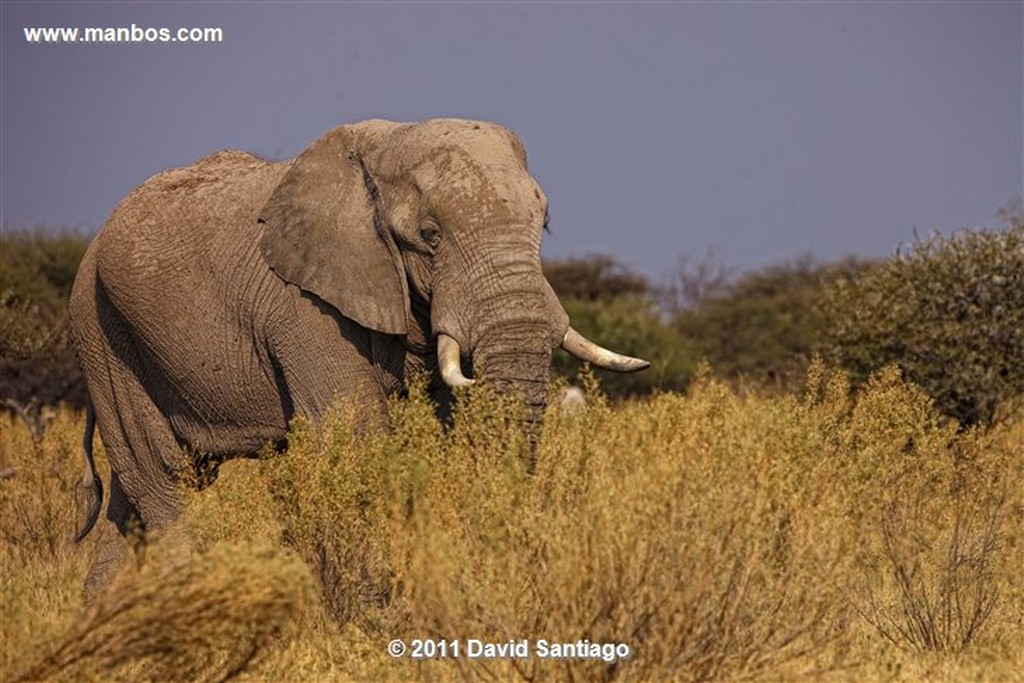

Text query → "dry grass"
[1,364,1022,682]
[12,542,313,683]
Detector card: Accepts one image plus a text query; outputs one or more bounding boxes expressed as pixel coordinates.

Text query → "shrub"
[823,226,1024,425]
[805,363,1017,654]
[0,228,87,311]
[254,365,1022,680]
[543,254,651,302]
[672,256,869,387]
[13,542,313,683]
[0,227,91,410]
[2,369,1023,681]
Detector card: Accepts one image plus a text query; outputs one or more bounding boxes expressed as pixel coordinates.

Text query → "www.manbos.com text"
[23,24,224,45]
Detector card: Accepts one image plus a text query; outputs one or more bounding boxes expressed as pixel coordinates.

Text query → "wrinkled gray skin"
[70,119,646,598]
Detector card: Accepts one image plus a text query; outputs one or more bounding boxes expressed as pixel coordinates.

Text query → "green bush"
[0,227,91,409]
[672,256,869,387]
[0,227,87,310]
[824,226,1024,425]
[543,253,651,302]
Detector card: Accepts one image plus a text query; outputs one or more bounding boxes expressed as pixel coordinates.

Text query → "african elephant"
[69,118,648,597]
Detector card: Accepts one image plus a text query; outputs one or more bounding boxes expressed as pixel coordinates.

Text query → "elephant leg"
[82,381,190,594]
[83,471,139,601]
[78,321,192,598]
[83,385,191,600]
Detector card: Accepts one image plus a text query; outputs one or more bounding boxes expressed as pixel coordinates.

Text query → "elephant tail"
[76,402,103,542]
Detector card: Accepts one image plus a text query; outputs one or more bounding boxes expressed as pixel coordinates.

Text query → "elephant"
[69,118,648,597]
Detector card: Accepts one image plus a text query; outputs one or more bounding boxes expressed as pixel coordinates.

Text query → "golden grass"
[1,364,1022,682]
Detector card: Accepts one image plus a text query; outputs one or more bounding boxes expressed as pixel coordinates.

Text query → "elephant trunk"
[435,322,552,469]
[472,324,554,470]
[431,233,649,467]
[433,258,566,469]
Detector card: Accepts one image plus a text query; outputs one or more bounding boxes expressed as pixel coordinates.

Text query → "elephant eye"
[420,225,441,247]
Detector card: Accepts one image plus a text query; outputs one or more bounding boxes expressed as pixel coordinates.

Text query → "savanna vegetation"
[2,367,1023,682]
[2,206,1022,681]
[823,226,1024,426]
[0,228,88,418]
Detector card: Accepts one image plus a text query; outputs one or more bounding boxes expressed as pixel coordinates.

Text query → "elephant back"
[94,151,286,311]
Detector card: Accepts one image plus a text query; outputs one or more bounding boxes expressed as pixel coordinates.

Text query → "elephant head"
[258,119,647,457]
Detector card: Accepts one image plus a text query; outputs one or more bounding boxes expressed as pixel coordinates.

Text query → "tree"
[672,255,869,386]
[543,254,651,302]
[0,227,90,409]
[824,225,1024,425]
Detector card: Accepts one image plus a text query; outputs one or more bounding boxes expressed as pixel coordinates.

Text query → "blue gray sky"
[2,1,1021,277]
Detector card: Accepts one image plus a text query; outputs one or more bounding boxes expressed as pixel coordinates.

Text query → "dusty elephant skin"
[69,118,649,598]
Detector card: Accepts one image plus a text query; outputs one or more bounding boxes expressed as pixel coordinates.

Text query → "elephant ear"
[259,126,409,334]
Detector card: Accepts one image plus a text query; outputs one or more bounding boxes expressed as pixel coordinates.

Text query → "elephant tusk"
[561,327,651,373]
[438,334,475,388]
